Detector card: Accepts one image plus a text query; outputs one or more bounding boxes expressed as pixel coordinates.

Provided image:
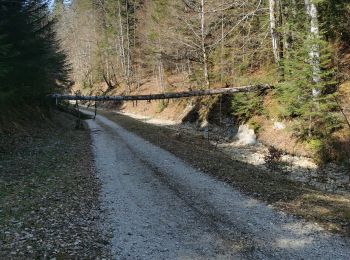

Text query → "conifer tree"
[0,0,70,110]
[0,34,10,78]
[276,3,340,140]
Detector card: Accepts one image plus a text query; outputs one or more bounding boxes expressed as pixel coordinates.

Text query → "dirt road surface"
[85,111,350,259]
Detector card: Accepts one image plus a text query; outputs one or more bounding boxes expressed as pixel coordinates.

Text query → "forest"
[1,0,350,163]
[54,0,350,164]
[2,1,350,257]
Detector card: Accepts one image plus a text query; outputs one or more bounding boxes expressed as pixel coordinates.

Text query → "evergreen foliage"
[0,34,11,78]
[275,5,340,140]
[231,92,263,123]
[0,0,70,111]
[319,0,350,44]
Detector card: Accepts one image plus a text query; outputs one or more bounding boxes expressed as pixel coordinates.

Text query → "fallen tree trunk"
[50,84,270,102]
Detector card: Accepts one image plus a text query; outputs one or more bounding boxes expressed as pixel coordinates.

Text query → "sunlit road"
[85,111,350,259]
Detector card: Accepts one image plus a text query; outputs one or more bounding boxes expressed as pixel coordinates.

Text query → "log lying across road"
[50,84,270,101]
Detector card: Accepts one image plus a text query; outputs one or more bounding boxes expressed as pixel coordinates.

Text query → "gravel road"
[85,112,350,259]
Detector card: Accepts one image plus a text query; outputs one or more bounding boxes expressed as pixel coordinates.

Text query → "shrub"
[264,146,284,172]
[248,119,262,133]
[231,92,263,123]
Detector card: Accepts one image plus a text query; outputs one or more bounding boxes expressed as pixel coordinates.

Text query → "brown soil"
[114,75,190,122]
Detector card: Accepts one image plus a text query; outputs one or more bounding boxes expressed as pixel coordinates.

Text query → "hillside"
[56,0,350,169]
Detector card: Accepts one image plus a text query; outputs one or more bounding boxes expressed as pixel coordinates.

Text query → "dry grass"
[278,193,350,233]
[257,116,313,157]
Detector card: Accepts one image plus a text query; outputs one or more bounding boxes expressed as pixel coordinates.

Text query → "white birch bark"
[125,0,131,92]
[200,0,210,89]
[269,0,279,64]
[304,0,321,96]
[220,13,224,83]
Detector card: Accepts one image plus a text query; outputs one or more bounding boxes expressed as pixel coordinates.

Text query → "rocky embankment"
[117,109,350,194]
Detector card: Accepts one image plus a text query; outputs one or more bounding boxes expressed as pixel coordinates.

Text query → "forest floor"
[0,110,111,258]
[96,109,350,236]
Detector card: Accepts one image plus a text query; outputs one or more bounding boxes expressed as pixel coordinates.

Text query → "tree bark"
[125,0,131,93]
[304,0,321,96]
[158,60,165,93]
[269,0,279,64]
[51,84,271,101]
[117,0,126,78]
[269,0,284,80]
[200,0,210,89]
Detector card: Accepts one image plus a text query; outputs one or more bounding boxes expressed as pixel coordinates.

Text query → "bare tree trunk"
[136,64,141,91]
[158,60,165,93]
[304,0,321,95]
[220,13,224,84]
[52,84,271,101]
[200,0,210,89]
[283,0,296,58]
[304,0,321,136]
[125,0,131,93]
[269,0,279,64]
[277,1,284,75]
[117,0,126,80]
[187,58,192,76]
[269,0,284,80]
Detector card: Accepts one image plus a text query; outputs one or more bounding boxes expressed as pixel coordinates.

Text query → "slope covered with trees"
[55,0,350,162]
[55,1,349,86]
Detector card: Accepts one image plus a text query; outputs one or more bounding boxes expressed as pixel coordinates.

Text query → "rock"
[203,128,209,139]
[226,126,237,139]
[273,121,285,130]
[200,119,209,128]
[234,124,256,146]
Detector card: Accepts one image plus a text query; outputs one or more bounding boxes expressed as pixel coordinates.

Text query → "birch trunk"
[269,0,279,64]
[304,0,321,96]
[269,0,284,80]
[200,0,210,89]
[125,0,131,93]
[220,14,224,83]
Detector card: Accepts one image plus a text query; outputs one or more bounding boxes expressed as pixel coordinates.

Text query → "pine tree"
[0,0,70,111]
[275,5,340,141]
[0,33,11,78]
